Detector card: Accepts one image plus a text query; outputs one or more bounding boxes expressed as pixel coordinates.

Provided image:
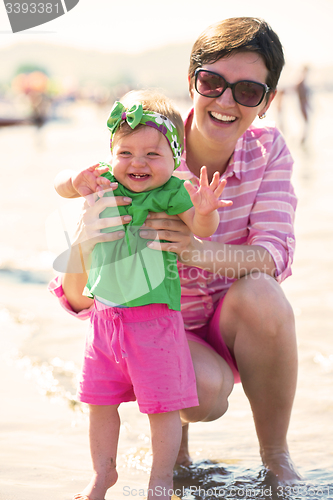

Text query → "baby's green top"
[84,172,193,310]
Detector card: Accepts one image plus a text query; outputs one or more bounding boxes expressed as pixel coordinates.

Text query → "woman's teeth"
[210,112,236,122]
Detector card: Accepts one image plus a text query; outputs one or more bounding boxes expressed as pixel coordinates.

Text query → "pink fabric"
[176,110,297,333]
[48,116,296,390]
[77,302,199,413]
[185,296,240,384]
[48,275,93,320]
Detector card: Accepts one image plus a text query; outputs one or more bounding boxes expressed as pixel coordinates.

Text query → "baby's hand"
[184,166,233,215]
[72,163,116,202]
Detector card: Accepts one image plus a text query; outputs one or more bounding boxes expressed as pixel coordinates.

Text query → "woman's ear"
[259,89,277,117]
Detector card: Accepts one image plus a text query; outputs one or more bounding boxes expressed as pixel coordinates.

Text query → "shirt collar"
[182,108,243,181]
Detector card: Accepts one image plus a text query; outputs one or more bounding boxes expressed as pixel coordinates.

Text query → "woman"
[51,17,300,482]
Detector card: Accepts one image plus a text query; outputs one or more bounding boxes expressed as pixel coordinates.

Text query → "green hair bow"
[107,101,143,134]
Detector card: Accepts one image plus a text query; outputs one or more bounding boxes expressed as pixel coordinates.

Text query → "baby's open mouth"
[129,173,150,179]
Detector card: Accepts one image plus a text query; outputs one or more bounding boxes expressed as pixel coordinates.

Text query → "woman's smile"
[209,111,237,123]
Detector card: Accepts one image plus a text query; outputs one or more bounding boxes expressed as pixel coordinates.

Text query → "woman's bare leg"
[177,342,234,465]
[220,273,300,480]
[74,404,120,500]
[176,273,300,481]
[148,411,182,499]
[176,423,191,467]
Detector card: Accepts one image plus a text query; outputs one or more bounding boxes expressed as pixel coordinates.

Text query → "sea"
[0,90,333,500]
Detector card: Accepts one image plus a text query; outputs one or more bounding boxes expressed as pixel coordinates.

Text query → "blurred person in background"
[295,65,311,145]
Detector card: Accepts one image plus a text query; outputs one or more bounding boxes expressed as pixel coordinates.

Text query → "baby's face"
[111,127,174,192]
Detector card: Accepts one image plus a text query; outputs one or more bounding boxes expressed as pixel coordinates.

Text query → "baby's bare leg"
[148,411,182,500]
[74,404,120,500]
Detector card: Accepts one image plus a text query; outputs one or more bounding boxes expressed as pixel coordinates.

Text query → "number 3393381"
[5,3,60,14]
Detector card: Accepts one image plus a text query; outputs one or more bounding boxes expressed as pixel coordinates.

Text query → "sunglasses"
[194,68,270,107]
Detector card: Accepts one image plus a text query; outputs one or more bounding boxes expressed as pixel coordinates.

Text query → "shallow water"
[0,93,333,499]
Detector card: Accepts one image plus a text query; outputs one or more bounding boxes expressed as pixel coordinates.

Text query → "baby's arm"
[54,164,114,200]
[179,166,232,237]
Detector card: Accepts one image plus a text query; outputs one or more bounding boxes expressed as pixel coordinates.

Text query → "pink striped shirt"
[177,109,297,330]
[49,110,297,328]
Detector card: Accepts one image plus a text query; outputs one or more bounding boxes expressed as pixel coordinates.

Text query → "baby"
[54,89,232,500]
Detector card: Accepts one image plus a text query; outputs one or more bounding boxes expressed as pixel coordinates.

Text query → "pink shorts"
[185,296,241,384]
[77,302,199,414]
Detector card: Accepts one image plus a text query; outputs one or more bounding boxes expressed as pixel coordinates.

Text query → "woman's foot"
[261,448,302,482]
[73,469,118,500]
[175,424,192,467]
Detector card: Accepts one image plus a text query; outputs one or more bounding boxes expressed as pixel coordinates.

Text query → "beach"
[0,90,333,500]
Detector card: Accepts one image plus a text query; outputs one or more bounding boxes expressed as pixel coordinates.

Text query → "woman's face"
[189,52,276,150]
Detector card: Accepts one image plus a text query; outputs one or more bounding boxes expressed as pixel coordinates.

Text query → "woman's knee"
[180,342,234,423]
[222,273,295,339]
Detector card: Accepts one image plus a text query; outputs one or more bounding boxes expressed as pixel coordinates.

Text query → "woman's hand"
[69,190,132,268]
[61,190,132,312]
[139,212,200,264]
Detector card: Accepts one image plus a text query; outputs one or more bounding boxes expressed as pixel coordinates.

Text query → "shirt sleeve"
[247,128,297,283]
[48,275,93,320]
[165,178,193,215]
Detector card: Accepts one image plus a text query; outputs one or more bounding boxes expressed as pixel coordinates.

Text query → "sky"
[0,0,332,67]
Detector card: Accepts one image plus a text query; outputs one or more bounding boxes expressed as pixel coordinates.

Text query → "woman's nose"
[215,87,235,107]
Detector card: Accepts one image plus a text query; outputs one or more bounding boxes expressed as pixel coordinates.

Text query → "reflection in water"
[173,460,333,500]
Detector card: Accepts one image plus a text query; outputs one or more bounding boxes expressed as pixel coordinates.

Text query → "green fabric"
[84,173,193,310]
[107,102,144,134]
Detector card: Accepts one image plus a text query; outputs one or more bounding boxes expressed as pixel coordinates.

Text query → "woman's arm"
[140,213,276,279]
[179,237,276,278]
[142,131,295,282]
[245,129,297,282]
[60,193,132,312]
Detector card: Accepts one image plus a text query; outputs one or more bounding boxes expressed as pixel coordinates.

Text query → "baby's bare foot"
[73,496,95,500]
[73,469,118,500]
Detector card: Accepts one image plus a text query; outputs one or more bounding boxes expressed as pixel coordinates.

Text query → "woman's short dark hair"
[189,17,285,93]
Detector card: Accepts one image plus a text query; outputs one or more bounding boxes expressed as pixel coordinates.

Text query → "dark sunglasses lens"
[196,71,225,97]
[234,81,265,106]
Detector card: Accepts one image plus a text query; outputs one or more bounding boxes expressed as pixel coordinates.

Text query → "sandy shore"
[0,351,89,500]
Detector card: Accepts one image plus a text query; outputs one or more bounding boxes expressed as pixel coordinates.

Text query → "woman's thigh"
[219,272,296,356]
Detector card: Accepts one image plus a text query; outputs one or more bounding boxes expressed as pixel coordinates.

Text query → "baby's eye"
[119,150,131,155]
[147,152,159,156]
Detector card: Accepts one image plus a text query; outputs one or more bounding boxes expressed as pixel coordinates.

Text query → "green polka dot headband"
[106,101,183,169]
